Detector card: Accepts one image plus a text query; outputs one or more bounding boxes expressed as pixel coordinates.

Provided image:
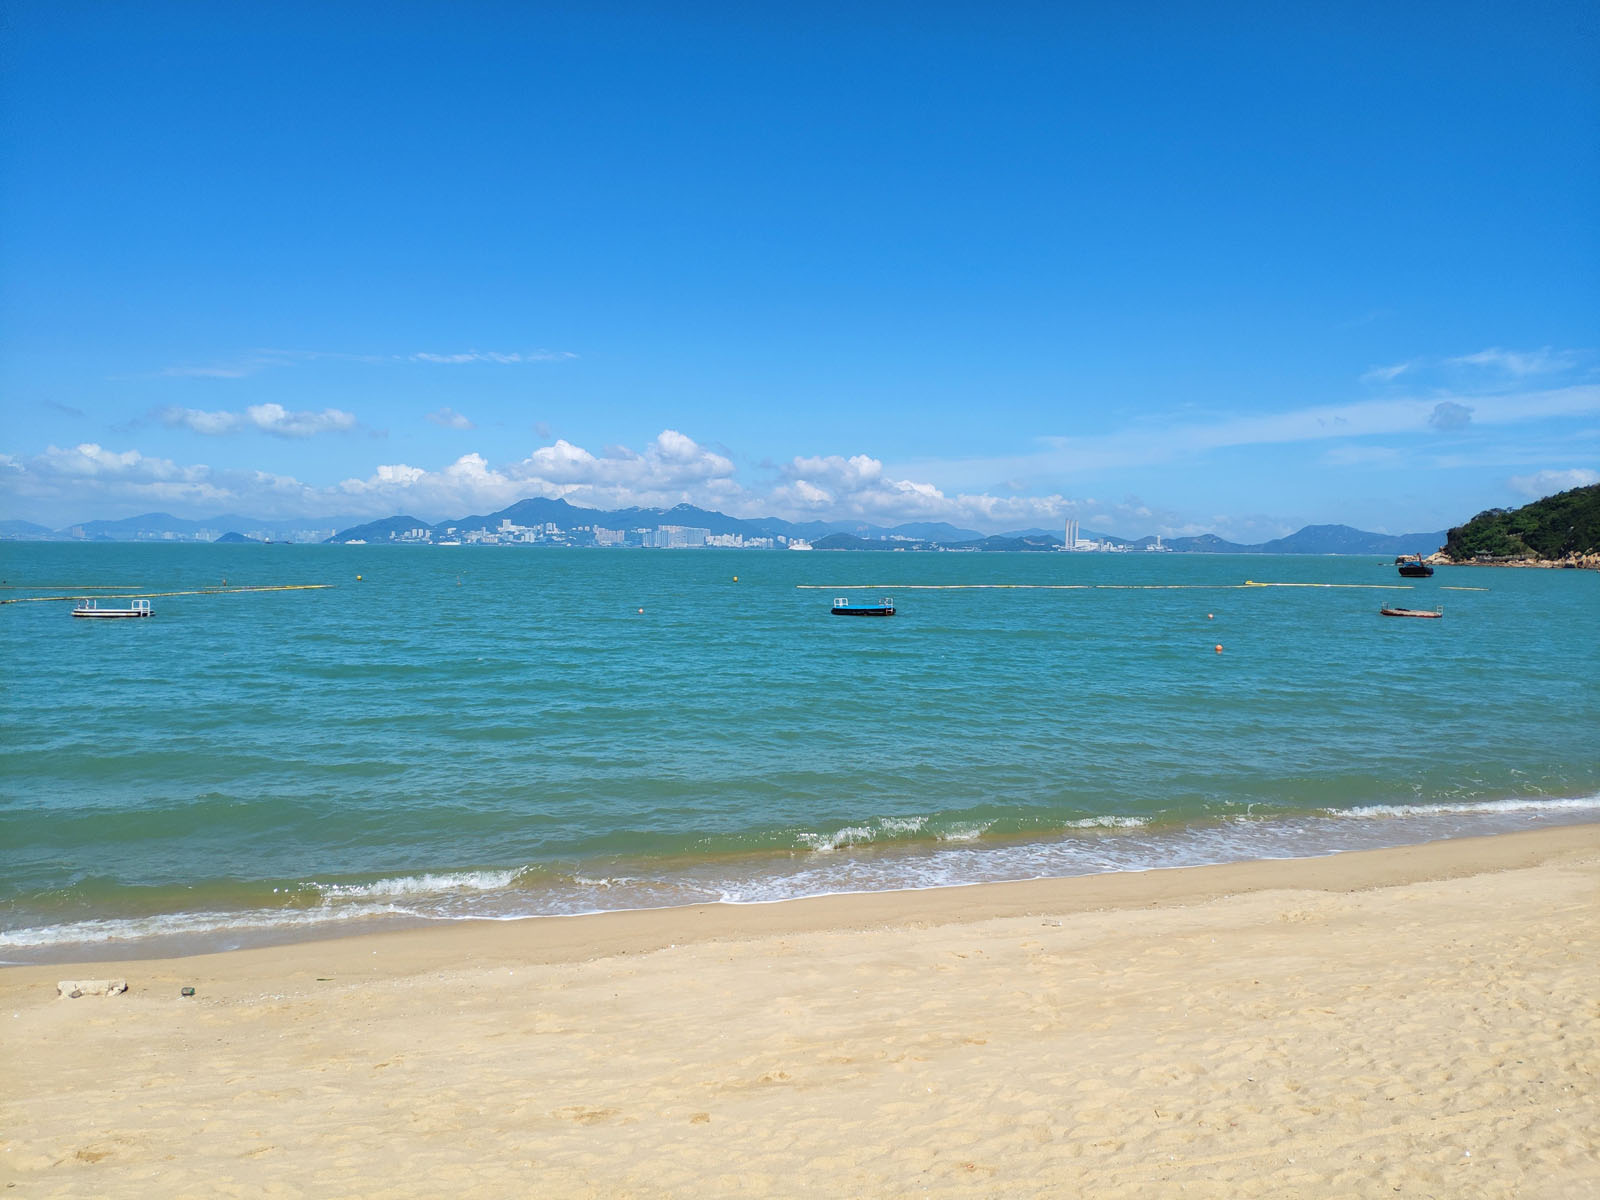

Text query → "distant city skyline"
[3,3,1595,538]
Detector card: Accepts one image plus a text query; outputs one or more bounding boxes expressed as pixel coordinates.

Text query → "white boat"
[831,596,895,616]
[72,599,152,619]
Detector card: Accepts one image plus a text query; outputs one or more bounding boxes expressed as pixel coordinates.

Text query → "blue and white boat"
[72,598,152,619]
[831,596,895,617]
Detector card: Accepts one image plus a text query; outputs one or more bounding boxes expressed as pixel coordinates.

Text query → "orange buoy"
[1207,613,1213,619]
[637,607,644,614]
[1215,644,1223,653]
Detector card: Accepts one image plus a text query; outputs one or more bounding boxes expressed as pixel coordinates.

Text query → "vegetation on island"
[1443,484,1600,562]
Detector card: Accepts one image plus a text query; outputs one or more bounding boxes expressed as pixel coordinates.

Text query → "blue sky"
[3,1,1596,536]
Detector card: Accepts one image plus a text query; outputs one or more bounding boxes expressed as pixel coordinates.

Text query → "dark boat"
[1395,555,1434,578]
[831,596,895,616]
[1380,607,1442,619]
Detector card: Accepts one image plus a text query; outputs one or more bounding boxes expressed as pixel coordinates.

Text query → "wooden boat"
[1395,555,1434,578]
[831,596,895,616]
[1380,606,1441,619]
[72,599,152,619]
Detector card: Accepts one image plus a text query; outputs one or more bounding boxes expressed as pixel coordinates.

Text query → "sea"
[2,543,1596,964]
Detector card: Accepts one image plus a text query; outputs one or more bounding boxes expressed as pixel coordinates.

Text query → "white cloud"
[332,430,739,515]
[772,452,1070,528]
[425,407,476,430]
[9,400,1597,537]
[0,443,234,512]
[1507,468,1599,498]
[161,404,358,438]
[4,430,1077,532]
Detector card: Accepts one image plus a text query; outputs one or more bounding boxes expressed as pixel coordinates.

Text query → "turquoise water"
[2,543,1596,962]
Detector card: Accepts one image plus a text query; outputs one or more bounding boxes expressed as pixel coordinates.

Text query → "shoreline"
[5,823,1598,1196]
[4,822,1595,981]
[8,801,1599,967]
[1433,557,1600,570]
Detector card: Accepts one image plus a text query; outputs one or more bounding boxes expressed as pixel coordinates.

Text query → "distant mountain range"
[0,512,367,543]
[320,497,1446,555]
[326,497,989,546]
[0,499,1449,556]
[1161,524,1450,556]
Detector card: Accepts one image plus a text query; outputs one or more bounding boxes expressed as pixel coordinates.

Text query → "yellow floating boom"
[1,584,334,605]
[797,582,1421,591]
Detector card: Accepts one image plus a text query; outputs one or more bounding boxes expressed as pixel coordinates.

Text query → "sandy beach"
[4,824,1598,1198]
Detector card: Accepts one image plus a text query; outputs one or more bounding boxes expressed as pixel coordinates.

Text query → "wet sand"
[4,824,1598,1197]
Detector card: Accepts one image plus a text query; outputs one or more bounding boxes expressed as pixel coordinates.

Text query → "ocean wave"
[797,825,876,852]
[0,901,418,949]
[794,814,937,852]
[878,816,928,835]
[934,821,993,842]
[314,868,527,899]
[1067,815,1150,829]
[1328,795,1600,820]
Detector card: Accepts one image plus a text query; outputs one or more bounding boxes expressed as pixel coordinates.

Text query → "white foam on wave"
[1330,795,1600,820]
[1068,815,1150,829]
[935,821,994,842]
[879,816,928,835]
[798,825,875,852]
[315,868,525,899]
[0,901,418,949]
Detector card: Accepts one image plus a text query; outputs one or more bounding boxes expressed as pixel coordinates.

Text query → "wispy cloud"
[1360,361,1414,384]
[1447,346,1582,376]
[1364,345,1586,387]
[896,384,1600,491]
[160,403,358,438]
[1507,467,1599,498]
[408,350,577,364]
[156,349,383,379]
[425,406,476,430]
[161,360,276,380]
[152,346,574,378]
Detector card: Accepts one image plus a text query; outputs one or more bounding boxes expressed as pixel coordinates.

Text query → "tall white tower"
[1064,518,1079,549]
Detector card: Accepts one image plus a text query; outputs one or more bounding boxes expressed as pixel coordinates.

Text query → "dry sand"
[3,825,1598,1198]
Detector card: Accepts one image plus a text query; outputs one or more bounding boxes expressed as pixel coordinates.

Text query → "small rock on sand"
[57,979,128,999]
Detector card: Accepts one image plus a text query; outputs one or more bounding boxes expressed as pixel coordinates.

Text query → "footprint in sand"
[552,1106,619,1125]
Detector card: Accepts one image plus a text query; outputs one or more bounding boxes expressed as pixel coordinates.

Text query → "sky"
[2,1,1596,538]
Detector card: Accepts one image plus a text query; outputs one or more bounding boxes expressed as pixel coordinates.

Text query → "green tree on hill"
[1444,483,1600,561]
